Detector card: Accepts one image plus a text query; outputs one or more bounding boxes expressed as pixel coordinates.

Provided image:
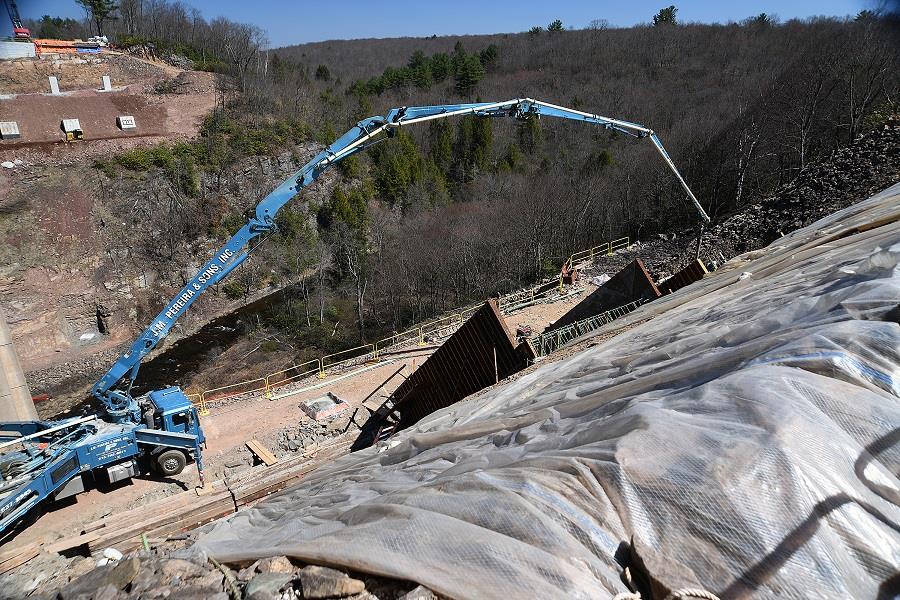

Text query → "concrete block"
[300,393,350,421]
[61,118,81,133]
[101,75,111,91]
[0,121,20,140]
[48,75,60,95]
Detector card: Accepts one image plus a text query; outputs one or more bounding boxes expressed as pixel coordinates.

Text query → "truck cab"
[146,386,205,445]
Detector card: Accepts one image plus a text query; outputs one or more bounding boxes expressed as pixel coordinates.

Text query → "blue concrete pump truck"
[0,98,708,538]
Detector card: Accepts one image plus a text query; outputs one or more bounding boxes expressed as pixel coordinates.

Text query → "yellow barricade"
[201,377,267,407]
[186,393,209,417]
[264,359,321,398]
[319,344,375,377]
[190,236,635,415]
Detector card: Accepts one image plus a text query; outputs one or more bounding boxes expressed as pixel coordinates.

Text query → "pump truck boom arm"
[92,98,708,416]
[3,0,29,38]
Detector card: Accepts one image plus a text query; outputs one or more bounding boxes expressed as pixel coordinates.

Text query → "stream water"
[132,287,290,395]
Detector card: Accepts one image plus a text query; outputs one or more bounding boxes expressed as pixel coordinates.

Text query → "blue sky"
[16,0,869,47]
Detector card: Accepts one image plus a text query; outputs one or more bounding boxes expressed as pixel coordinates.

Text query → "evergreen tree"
[76,0,118,36]
[471,116,493,172]
[547,19,564,32]
[518,116,543,154]
[429,53,452,81]
[499,143,526,173]
[652,5,678,26]
[479,44,499,67]
[455,54,485,96]
[413,64,433,89]
[372,132,424,207]
[429,119,454,172]
[452,116,493,183]
[408,50,427,70]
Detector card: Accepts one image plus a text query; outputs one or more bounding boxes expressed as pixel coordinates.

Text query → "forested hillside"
[25,3,900,380]
[254,14,899,340]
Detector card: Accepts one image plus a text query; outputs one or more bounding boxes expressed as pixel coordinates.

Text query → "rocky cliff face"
[630,118,900,280]
[0,143,336,403]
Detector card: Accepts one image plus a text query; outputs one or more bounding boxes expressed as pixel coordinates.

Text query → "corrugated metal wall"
[393,300,534,429]
[353,300,534,450]
[660,259,709,294]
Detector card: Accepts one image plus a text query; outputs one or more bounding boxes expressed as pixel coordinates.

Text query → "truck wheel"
[156,450,186,477]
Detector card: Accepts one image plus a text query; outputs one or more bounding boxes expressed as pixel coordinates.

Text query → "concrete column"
[0,311,37,421]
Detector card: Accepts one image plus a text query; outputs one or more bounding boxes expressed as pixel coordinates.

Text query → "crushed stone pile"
[277,413,361,454]
[592,117,900,281]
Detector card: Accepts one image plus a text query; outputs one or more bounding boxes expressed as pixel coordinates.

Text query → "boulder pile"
[41,544,442,600]
[276,412,362,454]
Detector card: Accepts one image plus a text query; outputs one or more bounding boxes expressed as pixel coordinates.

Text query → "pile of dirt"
[152,70,220,96]
[0,53,172,96]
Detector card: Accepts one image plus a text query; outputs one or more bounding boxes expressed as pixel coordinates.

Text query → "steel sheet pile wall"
[660,259,708,294]
[546,258,661,333]
[355,300,534,449]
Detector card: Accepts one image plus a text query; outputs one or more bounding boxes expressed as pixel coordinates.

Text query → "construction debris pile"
[698,117,900,262]
[193,186,899,599]
[277,413,360,454]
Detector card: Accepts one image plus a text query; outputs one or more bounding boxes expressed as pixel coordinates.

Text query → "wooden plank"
[245,440,278,466]
[78,435,354,555]
[855,212,900,233]
[45,531,100,554]
[0,542,39,563]
[0,546,39,575]
[89,492,233,551]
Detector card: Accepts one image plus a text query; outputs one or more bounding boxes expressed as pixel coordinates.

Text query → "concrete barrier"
[0,41,35,59]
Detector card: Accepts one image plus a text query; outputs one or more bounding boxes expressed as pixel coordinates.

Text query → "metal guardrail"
[565,237,630,270]
[185,393,208,416]
[265,359,321,395]
[321,344,375,375]
[530,299,645,357]
[187,236,636,416]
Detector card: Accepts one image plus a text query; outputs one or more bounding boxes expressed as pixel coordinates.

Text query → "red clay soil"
[0,87,167,144]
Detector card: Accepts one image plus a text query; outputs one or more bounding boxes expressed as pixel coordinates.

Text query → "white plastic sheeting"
[198,185,900,599]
